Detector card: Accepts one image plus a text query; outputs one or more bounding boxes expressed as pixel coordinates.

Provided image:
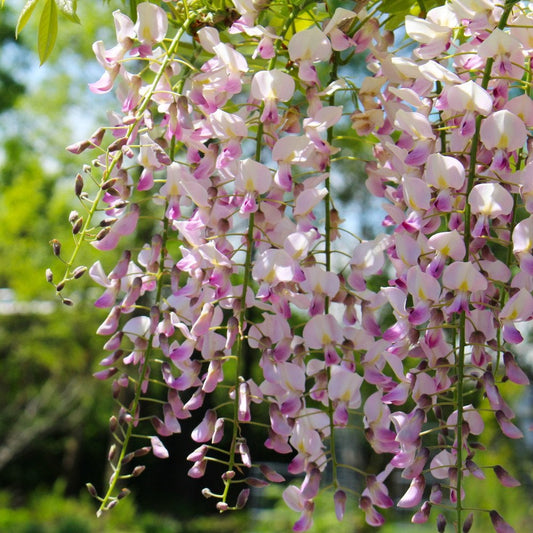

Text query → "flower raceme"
[53,0,533,532]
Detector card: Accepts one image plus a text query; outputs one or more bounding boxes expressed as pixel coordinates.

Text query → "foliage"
[3,0,533,532]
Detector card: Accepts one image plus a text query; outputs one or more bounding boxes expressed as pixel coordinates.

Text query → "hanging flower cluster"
[51,0,532,531]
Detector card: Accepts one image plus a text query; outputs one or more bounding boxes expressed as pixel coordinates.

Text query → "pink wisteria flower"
[251,69,295,123]
[66,0,533,529]
[288,26,332,84]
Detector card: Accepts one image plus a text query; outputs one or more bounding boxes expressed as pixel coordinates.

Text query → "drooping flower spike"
[50,0,533,531]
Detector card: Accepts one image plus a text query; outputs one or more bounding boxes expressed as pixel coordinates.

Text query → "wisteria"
[44,0,533,531]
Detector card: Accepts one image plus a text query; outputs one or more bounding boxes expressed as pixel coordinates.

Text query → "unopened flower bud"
[72,217,83,235]
[69,211,79,224]
[108,444,117,461]
[66,140,91,154]
[117,488,130,500]
[106,499,118,511]
[62,298,74,306]
[75,174,84,196]
[73,266,87,279]
[45,269,54,283]
[109,416,118,433]
[489,510,513,533]
[463,513,474,533]
[217,218,230,233]
[95,227,111,241]
[50,239,61,257]
[122,452,134,465]
[94,367,118,380]
[437,513,446,533]
[86,483,98,498]
[108,137,127,152]
[134,446,151,457]
[132,465,145,477]
[222,471,235,481]
[102,177,118,190]
[245,477,269,489]
[55,281,65,292]
[216,502,229,512]
[90,127,105,146]
[236,488,250,509]
[100,217,117,227]
[111,200,128,209]
[202,488,214,498]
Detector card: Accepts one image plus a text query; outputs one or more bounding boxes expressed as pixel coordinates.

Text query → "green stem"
[325,53,338,487]
[98,211,171,515]
[95,15,196,514]
[220,0,314,506]
[455,2,517,528]
[58,17,194,290]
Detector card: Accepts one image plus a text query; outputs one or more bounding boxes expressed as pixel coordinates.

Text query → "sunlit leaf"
[15,0,42,37]
[38,0,58,65]
[55,0,80,24]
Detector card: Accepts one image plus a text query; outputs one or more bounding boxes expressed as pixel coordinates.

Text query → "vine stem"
[95,14,196,514]
[97,210,170,515]
[220,0,316,506]
[455,2,517,528]
[325,51,339,488]
[58,15,195,290]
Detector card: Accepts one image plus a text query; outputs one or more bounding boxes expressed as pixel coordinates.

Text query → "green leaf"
[38,0,58,65]
[55,0,80,24]
[15,0,42,37]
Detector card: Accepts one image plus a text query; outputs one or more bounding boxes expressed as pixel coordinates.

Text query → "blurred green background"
[0,1,532,532]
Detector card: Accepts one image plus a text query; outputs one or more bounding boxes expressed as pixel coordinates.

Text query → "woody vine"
[12,0,533,531]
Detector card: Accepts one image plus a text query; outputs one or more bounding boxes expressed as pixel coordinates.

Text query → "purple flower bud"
[66,140,91,154]
[244,477,269,488]
[411,501,431,524]
[437,513,446,533]
[103,332,123,351]
[235,488,250,509]
[334,490,346,521]
[96,306,121,336]
[134,446,151,457]
[93,367,118,380]
[132,465,145,477]
[187,445,208,462]
[99,349,123,367]
[212,417,225,444]
[489,510,515,533]
[117,488,130,500]
[75,173,84,196]
[495,410,524,439]
[503,352,529,385]
[301,468,321,500]
[86,483,98,498]
[463,513,474,533]
[72,266,87,279]
[429,484,442,504]
[493,465,520,487]
[150,436,169,459]
[398,475,425,508]
[72,217,83,235]
[122,452,134,464]
[50,239,61,257]
[108,444,117,461]
[260,464,285,483]
[191,409,216,443]
[238,440,252,468]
